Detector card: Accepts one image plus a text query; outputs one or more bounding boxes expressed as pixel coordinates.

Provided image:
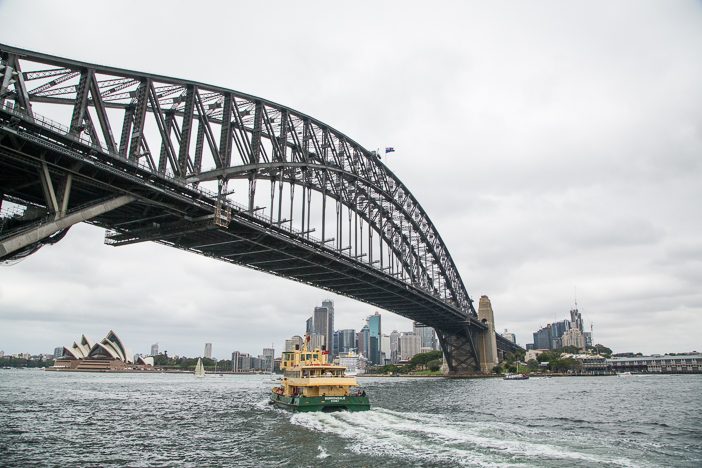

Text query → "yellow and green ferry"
[270,339,370,412]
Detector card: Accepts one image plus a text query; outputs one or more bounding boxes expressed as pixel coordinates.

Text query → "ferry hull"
[270,393,370,412]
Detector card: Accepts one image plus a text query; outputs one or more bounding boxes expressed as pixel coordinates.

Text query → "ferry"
[270,338,370,412]
[503,373,529,380]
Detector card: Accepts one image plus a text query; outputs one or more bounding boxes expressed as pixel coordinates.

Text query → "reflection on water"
[0,370,700,467]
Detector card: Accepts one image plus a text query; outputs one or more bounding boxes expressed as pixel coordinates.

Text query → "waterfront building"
[561,328,586,351]
[367,312,382,364]
[51,331,143,371]
[285,335,303,352]
[262,348,275,373]
[204,343,212,359]
[564,354,608,374]
[398,332,422,361]
[238,353,251,371]
[231,351,241,372]
[150,343,159,356]
[524,349,548,362]
[607,354,701,374]
[413,322,438,350]
[501,329,517,344]
[336,351,362,375]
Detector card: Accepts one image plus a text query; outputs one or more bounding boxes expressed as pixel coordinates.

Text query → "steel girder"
[0,43,475,319]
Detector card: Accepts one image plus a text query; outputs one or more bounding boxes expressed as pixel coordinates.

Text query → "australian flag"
[385,147,395,154]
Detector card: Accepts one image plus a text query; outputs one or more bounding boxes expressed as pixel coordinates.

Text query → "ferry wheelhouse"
[270,340,370,412]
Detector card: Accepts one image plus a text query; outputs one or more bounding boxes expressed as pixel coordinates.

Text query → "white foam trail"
[289,407,645,467]
[316,445,330,459]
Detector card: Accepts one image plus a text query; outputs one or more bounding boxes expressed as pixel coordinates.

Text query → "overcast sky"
[1,1,700,358]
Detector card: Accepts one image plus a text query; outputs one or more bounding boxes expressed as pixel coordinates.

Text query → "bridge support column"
[438,326,481,375]
[476,295,499,373]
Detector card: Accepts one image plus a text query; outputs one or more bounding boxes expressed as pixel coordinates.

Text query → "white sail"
[195,358,205,378]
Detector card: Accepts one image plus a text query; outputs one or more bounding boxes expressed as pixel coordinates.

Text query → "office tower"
[337,329,356,354]
[239,353,251,371]
[502,329,517,344]
[399,332,422,361]
[413,322,437,350]
[262,348,275,372]
[570,307,583,332]
[150,343,159,356]
[285,335,303,352]
[367,312,381,364]
[312,300,334,353]
[389,330,400,363]
[204,343,212,359]
[533,325,551,350]
[231,351,241,372]
[357,325,369,358]
[332,330,340,357]
[583,331,592,348]
[306,316,314,334]
[53,347,63,359]
[380,334,391,364]
[309,333,325,350]
[561,328,586,351]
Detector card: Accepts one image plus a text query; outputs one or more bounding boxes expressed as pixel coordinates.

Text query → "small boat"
[503,373,529,380]
[617,371,633,377]
[270,336,370,412]
[194,358,205,378]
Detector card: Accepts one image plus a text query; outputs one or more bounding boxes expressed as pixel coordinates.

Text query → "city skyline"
[1,2,701,357]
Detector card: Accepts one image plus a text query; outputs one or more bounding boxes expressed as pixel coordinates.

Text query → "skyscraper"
[501,329,517,344]
[413,322,437,350]
[285,335,303,352]
[312,300,334,352]
[367,312,381,364]
[399,332,422,361]
[389,330,400,363]
[570,307,583,332]
[337,329,356,354]
[357,325,369,358]
[204,343,212,359]
[231,351,240,372]
[262,348,275,373]
[150,343,159,356]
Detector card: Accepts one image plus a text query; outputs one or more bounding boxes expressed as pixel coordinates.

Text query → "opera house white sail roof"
[60,330,134,364]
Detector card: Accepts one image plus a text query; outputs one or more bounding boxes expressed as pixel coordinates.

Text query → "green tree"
[526,359,540,372]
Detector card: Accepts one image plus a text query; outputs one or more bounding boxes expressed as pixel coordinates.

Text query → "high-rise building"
[501,329,517,344]
[357,325,369,358]
[285,335,303,352]
[413,322,437,350]
[367,312,381,364]
[312,300,334,354]
[570,307,583,332]
[583,331,592,348]
[533,325,551,350]
[150,343,159,356]
[204,343,212,359]
[337,329,356,354]
[262,348,275,373]
[399,332,422,361]
[389,330,400,363]
[380,334,391,365]
[309,333,325,350]
[239,353,251,371]
[306,316,314,334]
[53,347,63,359]
[332,330,340,357]
[231,351,241,372]
[561,328,586,351]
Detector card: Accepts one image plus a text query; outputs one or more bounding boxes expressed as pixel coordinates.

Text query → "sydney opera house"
[50,330,153,371]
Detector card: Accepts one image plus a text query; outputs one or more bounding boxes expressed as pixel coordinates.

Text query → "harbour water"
[1,370,700,467]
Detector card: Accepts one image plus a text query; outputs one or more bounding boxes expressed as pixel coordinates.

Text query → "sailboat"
[194,358,206,378]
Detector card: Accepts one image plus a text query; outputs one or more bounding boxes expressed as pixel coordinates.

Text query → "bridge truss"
[0,44,521,372]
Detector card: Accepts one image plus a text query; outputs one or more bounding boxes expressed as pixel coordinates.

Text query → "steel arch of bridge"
[0,43,476,319]
[1,44,528,373]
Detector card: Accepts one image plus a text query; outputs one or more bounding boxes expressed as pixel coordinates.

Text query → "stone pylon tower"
[477,295,499,373]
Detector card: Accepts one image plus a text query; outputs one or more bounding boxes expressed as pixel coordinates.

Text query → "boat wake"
[289,407,644,467]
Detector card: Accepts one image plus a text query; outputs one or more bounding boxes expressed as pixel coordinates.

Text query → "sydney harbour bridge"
[0,43,521,373]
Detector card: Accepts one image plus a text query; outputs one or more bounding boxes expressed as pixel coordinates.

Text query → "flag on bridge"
[385,147,395,154]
